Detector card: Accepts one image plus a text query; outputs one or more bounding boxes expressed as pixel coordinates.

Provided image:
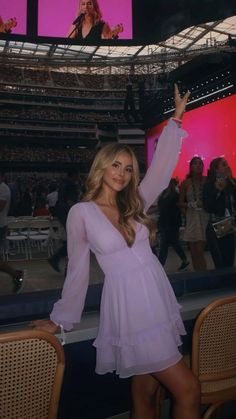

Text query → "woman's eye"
[126,167,133,173]
[112,163,119,168]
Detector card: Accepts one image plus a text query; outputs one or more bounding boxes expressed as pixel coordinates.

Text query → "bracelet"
[171,117,182,124]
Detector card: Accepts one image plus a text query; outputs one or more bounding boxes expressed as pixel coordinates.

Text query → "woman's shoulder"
[69,201,93,216]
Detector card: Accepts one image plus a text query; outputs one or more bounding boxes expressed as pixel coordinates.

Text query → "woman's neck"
[191,173,202,181]
[95,191,117,207]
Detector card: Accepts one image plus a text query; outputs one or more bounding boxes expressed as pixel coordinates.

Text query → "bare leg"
[131,374,159,419]
[189,241,207,271]
[152,359,201,419]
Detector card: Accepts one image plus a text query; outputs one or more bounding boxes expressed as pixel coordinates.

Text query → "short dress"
[183,180,209,242]
[50,119,187,378]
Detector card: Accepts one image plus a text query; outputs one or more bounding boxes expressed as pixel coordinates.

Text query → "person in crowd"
[203,157,236,268]
[68,0,123,41]
[0,172,24,293]
[46,183,58,217]
[33,186,50,217]
[158,178,189,270]
[31,86,200,419]
[179,157,209,271]
[17,189,33,216]
[124,83,140,124]
[48,170,80,273]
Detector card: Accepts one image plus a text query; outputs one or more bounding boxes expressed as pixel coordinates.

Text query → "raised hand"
[173,83,191,120]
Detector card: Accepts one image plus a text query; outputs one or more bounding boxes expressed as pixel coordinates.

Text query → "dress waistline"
[96,239,155,276]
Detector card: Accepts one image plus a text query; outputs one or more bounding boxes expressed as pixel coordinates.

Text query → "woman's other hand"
[173,83,191,120]
[29,319,60,334]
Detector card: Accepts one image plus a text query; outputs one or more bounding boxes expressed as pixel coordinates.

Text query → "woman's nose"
[118,167,125,176]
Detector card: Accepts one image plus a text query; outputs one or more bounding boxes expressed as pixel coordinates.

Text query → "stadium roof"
[0,16,236,73]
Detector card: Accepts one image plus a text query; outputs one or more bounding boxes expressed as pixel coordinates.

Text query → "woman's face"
[216,158,230,175]
[190,158,203,174]
[80,0,94,15]
[102,152,133,193]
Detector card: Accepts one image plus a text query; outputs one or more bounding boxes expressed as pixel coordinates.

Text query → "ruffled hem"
[95,341,183,378]
[93,315,185,348]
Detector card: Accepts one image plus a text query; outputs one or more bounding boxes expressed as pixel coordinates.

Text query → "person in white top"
[0,172,24,293]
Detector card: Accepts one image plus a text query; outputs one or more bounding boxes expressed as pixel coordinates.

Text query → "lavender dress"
[50,119,187,378]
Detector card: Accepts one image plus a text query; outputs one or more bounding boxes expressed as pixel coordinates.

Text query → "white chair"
[5,220,29,260]
[28,219,53,259]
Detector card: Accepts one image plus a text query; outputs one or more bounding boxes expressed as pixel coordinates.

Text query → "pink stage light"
[146,94,236,181]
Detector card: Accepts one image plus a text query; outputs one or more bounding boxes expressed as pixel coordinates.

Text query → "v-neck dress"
[50,119,187,378]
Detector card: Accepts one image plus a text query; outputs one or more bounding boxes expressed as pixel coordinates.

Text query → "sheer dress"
[50,119,187,378]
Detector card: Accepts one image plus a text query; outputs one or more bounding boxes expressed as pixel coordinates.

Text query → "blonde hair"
[79,0,102,26]
[83,143,156,247]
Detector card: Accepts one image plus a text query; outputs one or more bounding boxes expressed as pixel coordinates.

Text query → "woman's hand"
[173,83,191,120]
[29,319,60,334]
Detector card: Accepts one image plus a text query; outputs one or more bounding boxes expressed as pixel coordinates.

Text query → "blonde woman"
[31,86,200,419]
[68,0,122,41]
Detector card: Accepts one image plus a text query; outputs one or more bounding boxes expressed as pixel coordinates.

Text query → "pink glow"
[0,0,27,34]
[38,0,132,39]
[146,94,236,181]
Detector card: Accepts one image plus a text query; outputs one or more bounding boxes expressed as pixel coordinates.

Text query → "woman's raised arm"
[139,85,190,211]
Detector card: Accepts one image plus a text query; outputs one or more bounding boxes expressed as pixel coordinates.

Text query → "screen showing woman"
[0,0,27,35]
[37,0,132,41]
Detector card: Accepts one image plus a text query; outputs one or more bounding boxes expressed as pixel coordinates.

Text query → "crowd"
[2,150,236,273]
[0,66,158,90]
[0,107,127,124]
[155,156,236,271]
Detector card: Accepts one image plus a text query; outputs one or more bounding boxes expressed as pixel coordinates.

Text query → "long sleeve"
[138,119,187,212]
[50,204,90,331]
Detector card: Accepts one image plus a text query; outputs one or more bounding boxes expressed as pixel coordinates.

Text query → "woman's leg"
[158,230,169,266]
[206,225,223,268]
[189,241,207,271]
[131,374,159,419]
[219,233,235,267]
[131,360,200,419]
[152,359,201,419]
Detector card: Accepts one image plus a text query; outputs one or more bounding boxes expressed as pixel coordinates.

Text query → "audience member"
[158,178,189,270]
[48,170,80,273]
[46,184,58,216]
[203,157,236,268]
[0,172,24,292]
[179,157,209,271]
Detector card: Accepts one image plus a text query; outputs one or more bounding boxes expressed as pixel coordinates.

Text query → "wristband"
[171,117,182,124]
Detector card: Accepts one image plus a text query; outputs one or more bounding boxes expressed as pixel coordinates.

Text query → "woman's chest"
[84,205,148,254]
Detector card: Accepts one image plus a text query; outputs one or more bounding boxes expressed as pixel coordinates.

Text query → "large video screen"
[146,94,236,181]
[0,0,27,35]
[1,0,236,45]
[38,0,132,40]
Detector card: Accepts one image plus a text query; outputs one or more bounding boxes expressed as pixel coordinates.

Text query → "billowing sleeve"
[50,204,90,331]
[138,118,187,212]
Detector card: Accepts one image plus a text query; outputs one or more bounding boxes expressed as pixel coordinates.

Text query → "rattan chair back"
[0,329,65,419]
[191,295,236,418]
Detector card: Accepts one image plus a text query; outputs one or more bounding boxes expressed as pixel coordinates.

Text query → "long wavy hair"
[82,143,156,247]
[207,157,225,182]
[78,0,102,26]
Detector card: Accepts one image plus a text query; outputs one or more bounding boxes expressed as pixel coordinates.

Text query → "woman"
[31,86,200,419]
[203,157,236,268]
[179,157,209,271]
[158,178,189,270]
[68,0,122,41]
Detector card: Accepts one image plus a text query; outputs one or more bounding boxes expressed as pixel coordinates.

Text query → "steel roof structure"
[0,16,236,73]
